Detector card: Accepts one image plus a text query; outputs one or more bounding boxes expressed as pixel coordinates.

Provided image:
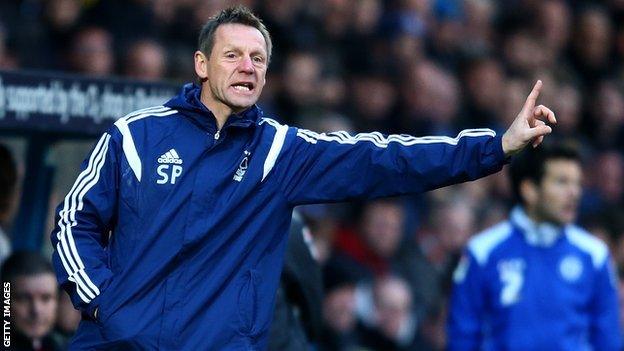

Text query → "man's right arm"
[50,130,120,319]
[447,250,486,351]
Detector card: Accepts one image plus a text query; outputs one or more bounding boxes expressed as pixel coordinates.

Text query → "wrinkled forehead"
[213,23,267,55]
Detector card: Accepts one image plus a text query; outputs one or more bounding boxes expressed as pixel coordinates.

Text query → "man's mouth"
[231,82,254,92]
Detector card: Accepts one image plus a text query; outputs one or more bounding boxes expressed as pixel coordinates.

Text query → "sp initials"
[157,165,183,185]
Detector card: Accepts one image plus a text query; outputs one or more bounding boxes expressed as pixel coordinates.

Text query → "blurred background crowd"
[0,0,623,350]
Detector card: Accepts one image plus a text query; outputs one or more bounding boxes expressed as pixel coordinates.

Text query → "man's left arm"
[268,80,555,205]
[274,126,507,205]
[590,256,622,350]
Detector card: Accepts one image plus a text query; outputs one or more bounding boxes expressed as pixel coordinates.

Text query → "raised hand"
[501,80,557,156]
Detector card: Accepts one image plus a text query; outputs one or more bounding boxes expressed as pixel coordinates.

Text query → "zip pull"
[214,130,220,140]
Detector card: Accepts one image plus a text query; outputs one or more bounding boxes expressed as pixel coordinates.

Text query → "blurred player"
[448,141,621,350]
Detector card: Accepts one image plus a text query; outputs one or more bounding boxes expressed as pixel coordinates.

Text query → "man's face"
[12,274,58,340]
[362,202,404,258]
[323,286,356,333]
[374,278,411,341]
[532,159,582,225]
[202,23,268,113]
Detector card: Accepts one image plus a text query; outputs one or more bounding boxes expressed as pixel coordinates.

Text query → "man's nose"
[30,301,41,318]
[238,56,254,74]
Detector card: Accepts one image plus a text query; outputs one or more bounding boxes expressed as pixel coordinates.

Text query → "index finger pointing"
[522,80,542,113]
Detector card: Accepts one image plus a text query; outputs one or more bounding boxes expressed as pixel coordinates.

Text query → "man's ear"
[194,50,209,82]
[520,179,539,207]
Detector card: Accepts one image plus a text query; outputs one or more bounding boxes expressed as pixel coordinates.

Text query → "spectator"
[356,275,418,351]
[0,143,17,264]
[586,80,624,149]
[257,0,309,69]
[497,79,530,133]
[274,50,323,124]
[332,200,407,280]
[0,22,18,69]
[82,0,156,53]
[448,141,622,350]
[401,61,461,135]
[571,6,614,86]
[268,212,323,350]
[319,260,360,351]
[42,0,83,70]
[581,150,624,220]
[413,299,448,351]
[460,56,504,128]
[1,252,66,351]
[416,198,477,277]
[67,26,114,76]
[534,0,572,72]
[503,30,548,77]
[333,199,439,326]
[350,72,398,133]
[124,39,167,81]
[460,0,496,56]
[551,82,584,140]
[537,0,571,51]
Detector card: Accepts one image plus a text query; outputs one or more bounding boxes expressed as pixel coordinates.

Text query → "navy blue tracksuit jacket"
[51,83,506,350]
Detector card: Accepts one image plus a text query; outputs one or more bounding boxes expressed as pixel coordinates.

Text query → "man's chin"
[226,96,259,112]
[549,212,575,226]
[23,329,48,339]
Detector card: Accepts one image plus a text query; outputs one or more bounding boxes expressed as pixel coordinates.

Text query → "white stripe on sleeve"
[262,123,288,181]
[295,128,496,148]
[56,133,110,303]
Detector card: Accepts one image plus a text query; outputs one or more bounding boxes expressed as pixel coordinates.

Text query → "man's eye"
[253,56,265,63]
[225,53,236,59]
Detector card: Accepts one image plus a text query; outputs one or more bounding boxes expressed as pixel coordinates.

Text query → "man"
[268,212,323,350]
[356,275,417,351]
[319,261,360,351]
[50,6,555,350]
[1,252,66,351]
[448,142,622,350]
[0,143,17,264]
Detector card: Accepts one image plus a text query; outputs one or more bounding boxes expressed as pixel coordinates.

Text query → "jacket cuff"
[84,294,102,320]
[493,134,511,165]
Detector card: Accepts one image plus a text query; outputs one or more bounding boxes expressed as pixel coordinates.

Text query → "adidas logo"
[156,149,184,185]
[158,149,183,165]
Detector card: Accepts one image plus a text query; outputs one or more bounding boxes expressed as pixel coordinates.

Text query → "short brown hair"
[198,6,272,62]
[1,251,55,284]
[509,140,582,205]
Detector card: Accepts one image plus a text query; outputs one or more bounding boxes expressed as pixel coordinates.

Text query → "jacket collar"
[510,206,566,247]
[165,83,262,132]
